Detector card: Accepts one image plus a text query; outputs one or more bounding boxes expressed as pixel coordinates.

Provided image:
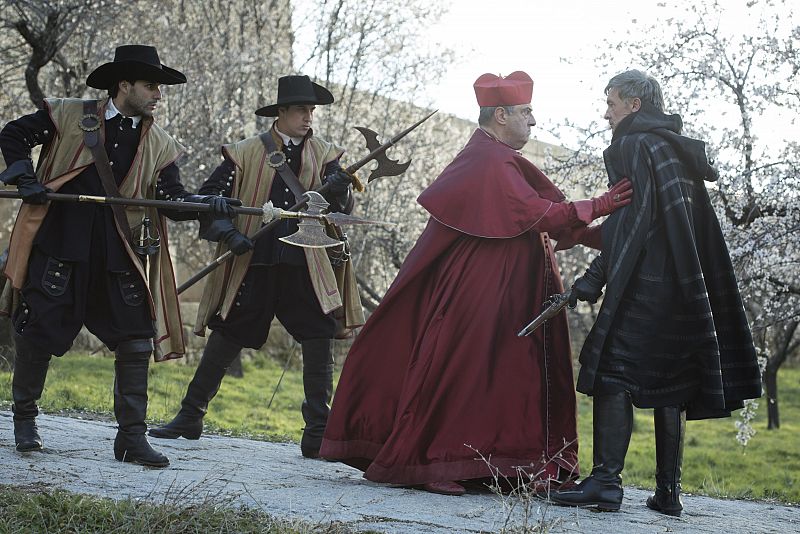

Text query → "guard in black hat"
[149,74,365,459]
[0,45,239,468]
[254,74,334,117]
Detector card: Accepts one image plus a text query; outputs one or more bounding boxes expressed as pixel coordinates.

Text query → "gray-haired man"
[550,70,762,516]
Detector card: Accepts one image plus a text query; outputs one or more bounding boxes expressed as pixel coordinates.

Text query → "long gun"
[517,289,573,337]
[0,190,258,214]
[176,110,437,294]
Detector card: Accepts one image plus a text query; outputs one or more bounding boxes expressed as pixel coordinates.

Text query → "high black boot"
[148,330,242,439]
[113,340,169,467]
[11,333,51,452]
[646,405,685,517]
[300,338,334,458]
[550,392,633,511]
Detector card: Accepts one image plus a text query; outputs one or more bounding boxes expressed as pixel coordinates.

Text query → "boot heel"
[14,420,44,452]
[114,432,170,468]
[596,502,621,512]
[148,414,203,440]
[181,427,202,440]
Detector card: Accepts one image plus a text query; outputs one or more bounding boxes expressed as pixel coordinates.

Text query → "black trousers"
[208,264,337,349]
[13,245,154,356]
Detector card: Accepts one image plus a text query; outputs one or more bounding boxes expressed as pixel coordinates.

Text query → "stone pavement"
[0,411,797,533]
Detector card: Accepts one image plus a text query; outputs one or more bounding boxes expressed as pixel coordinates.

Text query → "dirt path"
[1,412,797,533]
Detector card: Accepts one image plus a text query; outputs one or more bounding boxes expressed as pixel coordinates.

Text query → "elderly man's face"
[604,88,639,132]
[502,104,536,150]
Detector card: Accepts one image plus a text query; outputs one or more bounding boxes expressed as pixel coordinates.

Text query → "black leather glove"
[568,254,607,307]
[325,169,352,195]
[1,160,50,205]
[198,217,253,255]
[0,159,35,185]
[17,175,50,205]
[224,228,254,255]
[203,195,241,218]
[184,194,241,218]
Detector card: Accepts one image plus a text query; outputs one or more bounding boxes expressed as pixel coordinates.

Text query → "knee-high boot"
[550,391,633,511]
[148,330,242,440]
[11,333,51,452]
[646,405,685,516]
[113,340,169,467]
[300,338,334,458]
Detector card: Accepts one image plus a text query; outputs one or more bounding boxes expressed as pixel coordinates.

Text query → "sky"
[293,0,795,149]
[420,0,679,144]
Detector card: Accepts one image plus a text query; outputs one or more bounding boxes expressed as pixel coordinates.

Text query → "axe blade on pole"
[279,191,342,249]
[353,126,412,183]
[348,109,437,183]
[177,111,436,294]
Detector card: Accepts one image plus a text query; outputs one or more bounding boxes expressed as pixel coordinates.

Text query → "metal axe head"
[354,126,412,183]
[279,190,343,249]
[279,219,343,248]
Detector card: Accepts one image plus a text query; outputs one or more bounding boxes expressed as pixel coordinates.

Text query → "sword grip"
[517,289,572,337]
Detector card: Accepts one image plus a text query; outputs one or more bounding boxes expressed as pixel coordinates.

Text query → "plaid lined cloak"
[575,103,762,420]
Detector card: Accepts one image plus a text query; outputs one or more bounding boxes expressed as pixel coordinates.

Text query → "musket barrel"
[0,190,267,216]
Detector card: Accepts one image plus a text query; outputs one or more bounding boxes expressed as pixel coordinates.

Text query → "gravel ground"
[1,411,797,533]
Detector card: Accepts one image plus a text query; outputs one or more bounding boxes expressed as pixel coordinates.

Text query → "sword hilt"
[517,289,573,337]
[133,216,160,257]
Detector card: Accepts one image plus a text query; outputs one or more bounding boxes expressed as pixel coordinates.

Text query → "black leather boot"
[300,338,334,458]
[646,405,685,517]
[11,333,51,452]
[550,391,633,511]
[149,330,242,439]
[113,340,169,467]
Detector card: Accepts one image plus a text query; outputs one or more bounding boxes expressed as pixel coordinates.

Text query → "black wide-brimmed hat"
[255,75,334,117]
[86,45,187,89]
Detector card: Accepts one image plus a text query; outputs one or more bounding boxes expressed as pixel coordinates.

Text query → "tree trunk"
[24,58,47,109]
[764,320,798,430]
[764,366,780,429]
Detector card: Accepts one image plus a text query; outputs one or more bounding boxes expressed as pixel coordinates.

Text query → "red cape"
[320,130,582,484]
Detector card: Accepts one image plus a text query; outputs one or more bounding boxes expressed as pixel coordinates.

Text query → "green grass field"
[575,373,800,503]
[1,353,798,504]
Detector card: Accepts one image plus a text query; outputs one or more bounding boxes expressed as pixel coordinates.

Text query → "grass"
[0,483,358,533]
[575,366,800,503]
[1,353,798,504]
[0,351,314,443]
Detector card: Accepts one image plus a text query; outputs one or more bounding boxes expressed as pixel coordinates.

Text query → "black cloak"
[575,102,762,420]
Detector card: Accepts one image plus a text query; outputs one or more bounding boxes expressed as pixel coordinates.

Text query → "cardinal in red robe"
[319,71,632,495]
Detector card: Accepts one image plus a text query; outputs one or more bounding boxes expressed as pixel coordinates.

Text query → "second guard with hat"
[318,71,632,495]
[149,75,365,459]
[0,45,240,467]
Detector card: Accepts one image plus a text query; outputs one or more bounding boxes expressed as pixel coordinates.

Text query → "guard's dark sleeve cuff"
[198,157,237,197]
[0,159,35,185]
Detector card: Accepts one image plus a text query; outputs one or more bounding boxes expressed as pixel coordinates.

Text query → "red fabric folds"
[320,129,581,485]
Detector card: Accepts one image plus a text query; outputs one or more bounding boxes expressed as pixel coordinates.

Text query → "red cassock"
[320,129,593,485]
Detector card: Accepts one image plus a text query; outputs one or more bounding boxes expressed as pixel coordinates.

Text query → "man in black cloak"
[551,69,762,516]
